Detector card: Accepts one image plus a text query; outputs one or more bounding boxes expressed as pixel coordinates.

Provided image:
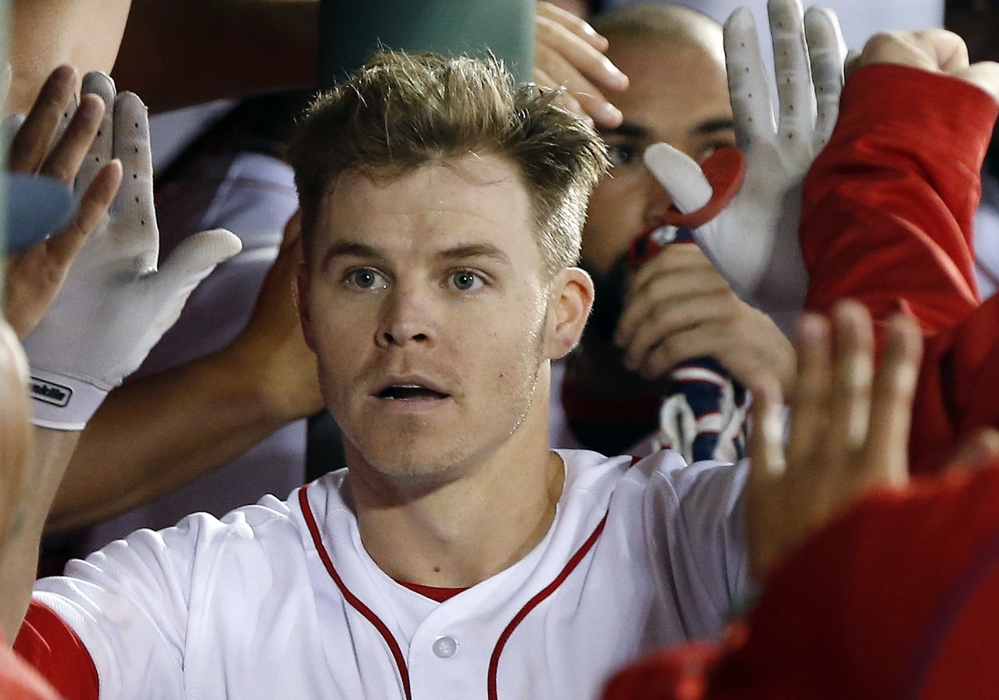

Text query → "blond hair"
[288,51,608,278]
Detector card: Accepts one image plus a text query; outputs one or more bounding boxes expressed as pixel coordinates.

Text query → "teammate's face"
[582,38,735,274]
[298,155,558,483]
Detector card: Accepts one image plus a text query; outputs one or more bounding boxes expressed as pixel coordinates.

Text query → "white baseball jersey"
[34,449,750,700]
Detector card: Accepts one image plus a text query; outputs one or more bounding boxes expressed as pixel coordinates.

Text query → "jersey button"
[432,635,458,658]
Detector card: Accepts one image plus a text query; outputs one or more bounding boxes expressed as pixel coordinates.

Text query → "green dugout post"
[318,0,535,87]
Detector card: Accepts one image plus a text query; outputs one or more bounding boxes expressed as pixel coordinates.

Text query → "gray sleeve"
[643,456,753,642]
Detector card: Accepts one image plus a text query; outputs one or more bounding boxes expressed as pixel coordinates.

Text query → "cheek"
[583,174,646,273]
[305,293,371,374]
[478,301,548,382]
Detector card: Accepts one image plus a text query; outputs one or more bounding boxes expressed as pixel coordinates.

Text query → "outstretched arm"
[801,29,999,341]
[47,215,322,532]
[0,74,239,638]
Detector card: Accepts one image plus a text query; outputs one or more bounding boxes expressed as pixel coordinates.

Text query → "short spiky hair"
[288,50,608,278]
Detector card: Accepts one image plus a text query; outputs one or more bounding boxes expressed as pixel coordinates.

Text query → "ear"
[293,261,317,353]
[543,267,594,361]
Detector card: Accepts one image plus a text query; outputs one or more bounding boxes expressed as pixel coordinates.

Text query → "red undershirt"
[395,580,469,603]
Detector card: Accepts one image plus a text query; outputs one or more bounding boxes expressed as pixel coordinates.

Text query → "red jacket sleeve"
[801,64,997,338]
[13,601,98,700]
[0,629,65,700]
[799,64,999,473]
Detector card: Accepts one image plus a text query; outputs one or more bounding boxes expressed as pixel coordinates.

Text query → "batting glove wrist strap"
[29,369,108,431]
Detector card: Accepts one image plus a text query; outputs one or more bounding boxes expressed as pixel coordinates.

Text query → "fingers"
[948,429,999,473]
[804,6,846,146]
[724,7,777,148]
[768,0,816,142]
[534,1,627,128]
[750,376,788,482]
[958,61,999,104]
[45,160,122,266]
[533,67,587,123]
[7,65,77,173]
[824,301,874,461]
[537,2,609,52]
[617,249,730,348]
[643,143,713,215]
[535,11,628,93]
[154,229,243,293]
[746,375,786,581]
[626,244,717,301]
[784,312,832,467]
[76,72,116,191]
[862,312,922,485]
[621,294,736,375]
[857,30,967,74]
[39,94,104,185]
[533,37,623,127]
[110,91,156,251]
[918,28,970,73]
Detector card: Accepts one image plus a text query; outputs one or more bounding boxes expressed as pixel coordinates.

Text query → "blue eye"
[450,270,482,291]
[347,268,388,290]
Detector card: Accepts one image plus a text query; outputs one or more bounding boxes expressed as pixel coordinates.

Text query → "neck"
[345,387,564,589]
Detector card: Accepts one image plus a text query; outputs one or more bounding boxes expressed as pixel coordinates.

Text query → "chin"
[348,427,474,484]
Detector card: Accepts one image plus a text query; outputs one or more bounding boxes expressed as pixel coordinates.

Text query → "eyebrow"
[319,241,388,270]
[438,243,512,266]
[600,116,736,141]
[691,118,736,136]
[599,121,649,139]
[318,240,512,269]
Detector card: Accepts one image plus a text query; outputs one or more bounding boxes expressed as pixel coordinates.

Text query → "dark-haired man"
[552,3,795,460]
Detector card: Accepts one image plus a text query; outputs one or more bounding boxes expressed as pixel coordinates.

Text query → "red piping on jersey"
[300,484,610,700]
[486,512,609,700]
[298,486,413,700]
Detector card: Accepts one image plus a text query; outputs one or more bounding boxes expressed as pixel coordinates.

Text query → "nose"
[375,283,435,349]
[643,168,674,229]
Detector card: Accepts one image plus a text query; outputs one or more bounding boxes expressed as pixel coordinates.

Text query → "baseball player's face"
[298,154,572,483]
[582,38,735,275]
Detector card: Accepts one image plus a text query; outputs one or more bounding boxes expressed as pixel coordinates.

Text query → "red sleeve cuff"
[13,601,98,700]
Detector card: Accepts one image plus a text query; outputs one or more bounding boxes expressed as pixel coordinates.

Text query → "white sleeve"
[642,454,752,642]
[33,510,253,700]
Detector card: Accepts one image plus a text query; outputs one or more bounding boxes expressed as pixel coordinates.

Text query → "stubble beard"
[336,306,551,492]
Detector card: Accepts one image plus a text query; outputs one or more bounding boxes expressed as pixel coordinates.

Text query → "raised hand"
[615,244,795,392]
[644,0,846,313]
[849,28,999,102]
[746,301,922,581]
[22,73,241,431]
[534,1,629,128]
[3,65,123,338]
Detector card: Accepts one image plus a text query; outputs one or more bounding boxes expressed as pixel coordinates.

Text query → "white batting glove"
[644,0,846,314]
[22,73,242,430]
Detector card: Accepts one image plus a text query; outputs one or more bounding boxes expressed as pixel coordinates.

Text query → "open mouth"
[376,384,451,401]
